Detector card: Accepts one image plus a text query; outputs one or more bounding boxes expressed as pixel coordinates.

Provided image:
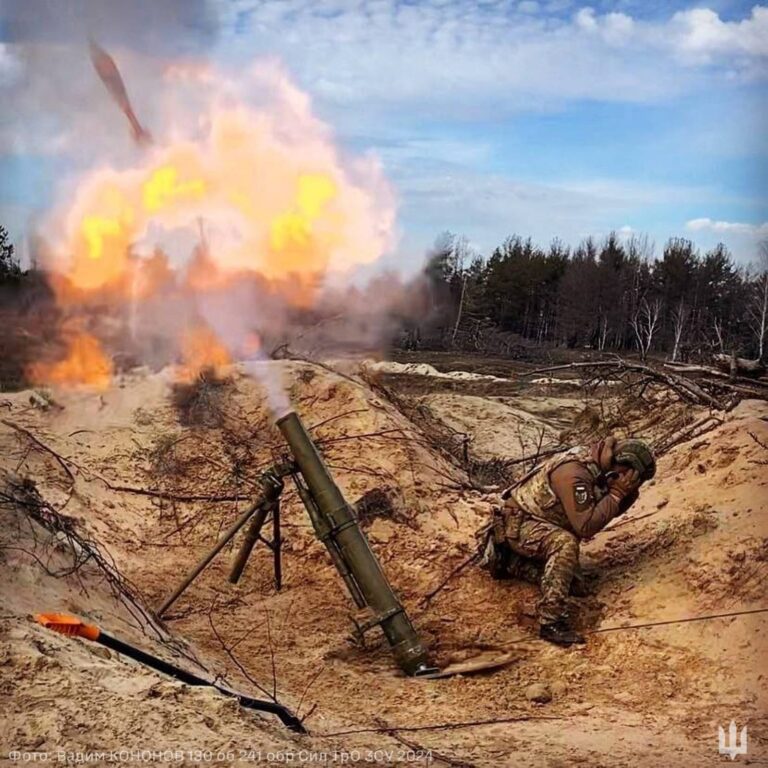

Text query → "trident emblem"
[718,721,748,760]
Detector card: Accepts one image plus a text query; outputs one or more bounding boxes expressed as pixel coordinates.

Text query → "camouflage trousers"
[506,517,580,624]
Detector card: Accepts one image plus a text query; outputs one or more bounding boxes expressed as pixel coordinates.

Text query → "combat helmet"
[614,439,656,481]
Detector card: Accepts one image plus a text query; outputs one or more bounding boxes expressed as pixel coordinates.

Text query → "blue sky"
[1,0,766,268]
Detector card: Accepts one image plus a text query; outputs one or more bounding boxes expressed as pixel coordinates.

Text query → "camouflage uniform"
[510,447,600,622]
[484,445,625,624]
[504,516,580,623]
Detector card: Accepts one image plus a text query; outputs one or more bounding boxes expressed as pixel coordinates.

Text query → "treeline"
[420,231,768,362]
[3,222,767,366]
[0,227,62,389]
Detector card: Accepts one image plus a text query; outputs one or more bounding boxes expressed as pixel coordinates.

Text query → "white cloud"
[210,1,768,120]
[6,2,766,160]
[686,217,768,236]
[576,9,635,45]
[670,6,768,62]
[574,7,598,32]
[393,162,718,255]
[682,217,768,264]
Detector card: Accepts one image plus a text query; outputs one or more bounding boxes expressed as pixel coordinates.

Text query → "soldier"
[480,437,655,645]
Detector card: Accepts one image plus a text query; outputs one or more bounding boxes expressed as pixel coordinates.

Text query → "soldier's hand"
[618,488,640,514]
[609,468,641,499]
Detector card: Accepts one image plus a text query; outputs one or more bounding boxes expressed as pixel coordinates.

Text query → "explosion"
[177,324,232,383]
[29,331,113,391]
[31,63,396,390]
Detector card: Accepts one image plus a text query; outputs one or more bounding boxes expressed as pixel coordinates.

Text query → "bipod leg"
[229,501,283,591]
[272,501,282,591]
[228,503,271,584]
[156,495,265,617]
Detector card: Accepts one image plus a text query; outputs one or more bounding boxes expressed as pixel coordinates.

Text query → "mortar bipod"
[228,484,283,589]
[156,466,289,617]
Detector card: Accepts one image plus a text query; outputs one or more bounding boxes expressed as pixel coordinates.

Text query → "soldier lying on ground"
[479,437,656,646]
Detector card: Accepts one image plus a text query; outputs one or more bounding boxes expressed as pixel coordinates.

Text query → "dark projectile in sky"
[89,40,152,146]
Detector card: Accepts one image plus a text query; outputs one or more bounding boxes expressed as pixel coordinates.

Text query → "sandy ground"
[1,360,766,766]
[416,394,561,461]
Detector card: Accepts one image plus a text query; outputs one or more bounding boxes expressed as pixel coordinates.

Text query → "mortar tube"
[293,476,366,608]
[276,411,432,676]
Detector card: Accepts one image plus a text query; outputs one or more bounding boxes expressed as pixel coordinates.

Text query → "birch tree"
[631,297,662,361]
[747,241,768,360]
[451,235,470,345]
[670,300,689,362]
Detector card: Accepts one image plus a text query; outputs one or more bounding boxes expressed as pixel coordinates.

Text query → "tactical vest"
[508,446,607,532]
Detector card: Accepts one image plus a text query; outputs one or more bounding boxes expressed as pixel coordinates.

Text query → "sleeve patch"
[574,483,591,506]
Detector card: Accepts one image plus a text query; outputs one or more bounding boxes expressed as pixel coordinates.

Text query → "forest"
[422,231,768,363]
[2,224,768,371]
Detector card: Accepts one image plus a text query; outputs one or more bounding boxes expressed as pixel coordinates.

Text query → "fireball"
[30,65,397,389]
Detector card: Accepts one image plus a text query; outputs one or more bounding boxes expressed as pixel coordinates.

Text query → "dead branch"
[653,415,723,455]
[206,604,276,702]
[296,664,326,723]
[264,607,278,701]
[2,419,75,484]
[307,408,369,433]
[315,428,409,446]
[665,363,728,378]
[748,431,768,465]
[321,713,562,737]
[1,543,94,579]
[749,430,768,451]
[274,347,362,387]
[0,477,164,645]
[2,421,246,510]
[100,483,244,503]
[372,717,478,768]
[358,372,478,479]
[419,551,480,608]
[605,510,662,531]
[521,359,724,409]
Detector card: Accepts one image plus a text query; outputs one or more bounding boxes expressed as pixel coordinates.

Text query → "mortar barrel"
[276,411,430,676]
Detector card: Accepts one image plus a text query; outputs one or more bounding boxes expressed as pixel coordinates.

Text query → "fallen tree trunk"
[521,359,723,409]
[712,354,765,377]
[700,379,768,400]
[664,363,726,377]
[664,363,768,390]
[654,414,723,454]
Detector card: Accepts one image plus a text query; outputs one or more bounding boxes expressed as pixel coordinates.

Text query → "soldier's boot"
[539,619,586,646]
